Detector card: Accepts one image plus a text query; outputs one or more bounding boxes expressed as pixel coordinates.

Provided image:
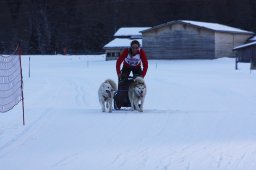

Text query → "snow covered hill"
[0,55,256,170]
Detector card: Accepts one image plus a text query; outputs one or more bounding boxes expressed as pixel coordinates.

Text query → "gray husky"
[128,77,147,112]
[98,79,117,113]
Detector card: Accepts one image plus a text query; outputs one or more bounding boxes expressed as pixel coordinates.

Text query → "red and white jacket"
[116,48,148,77]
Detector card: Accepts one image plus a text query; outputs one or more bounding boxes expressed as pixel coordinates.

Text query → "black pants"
[119,66,142,81]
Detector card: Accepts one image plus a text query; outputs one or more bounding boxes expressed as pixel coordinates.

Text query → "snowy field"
[1,54,256,170]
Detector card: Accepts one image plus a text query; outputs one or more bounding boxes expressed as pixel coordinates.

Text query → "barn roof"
[103,38,142,49]
[141,20,254,34]
[114,27,151,37]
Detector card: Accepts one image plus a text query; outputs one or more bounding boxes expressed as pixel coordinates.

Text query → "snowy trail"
[0,55,256,170]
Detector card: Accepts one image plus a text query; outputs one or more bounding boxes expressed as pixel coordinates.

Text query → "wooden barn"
[141,20,254,59]
[103,27,150,60]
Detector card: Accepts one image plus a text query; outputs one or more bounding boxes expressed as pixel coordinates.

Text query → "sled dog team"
[98,39,148,113]
[98,77,147,113]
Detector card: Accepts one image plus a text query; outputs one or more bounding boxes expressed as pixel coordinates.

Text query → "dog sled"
[113,77,134,110]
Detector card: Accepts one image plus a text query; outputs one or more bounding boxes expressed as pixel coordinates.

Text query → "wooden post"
[17,43,25,125]
[235,56,238,70]
[29,57,31,78]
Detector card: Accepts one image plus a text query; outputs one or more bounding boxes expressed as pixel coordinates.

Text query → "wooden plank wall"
[215,33,234,58]
[142,23,215,59]
[235,46,256,62]
[215,33,253,58]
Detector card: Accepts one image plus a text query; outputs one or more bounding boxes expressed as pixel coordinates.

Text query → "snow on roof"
[103,38,142,48]
[114,27,151,37]
[233,41,256,50]
[141,20,254,34]
[249,35,256,41]
[181,20,253,34]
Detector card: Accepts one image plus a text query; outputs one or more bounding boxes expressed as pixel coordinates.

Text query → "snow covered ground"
[1,54,256,170]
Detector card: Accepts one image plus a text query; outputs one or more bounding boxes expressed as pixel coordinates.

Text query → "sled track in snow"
[0,109,52,158]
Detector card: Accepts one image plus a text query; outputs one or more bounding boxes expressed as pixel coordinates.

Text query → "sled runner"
[113,77,134,110]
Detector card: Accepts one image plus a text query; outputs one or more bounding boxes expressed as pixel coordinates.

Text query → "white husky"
[98,79,117,113]
[128,77,147,112]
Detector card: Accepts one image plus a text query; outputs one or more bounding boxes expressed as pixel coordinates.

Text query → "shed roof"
[141,20,254,34]
[103,38,142,49]
[233,41,256,50]
[249,35,256,41]
[114,27,151,37]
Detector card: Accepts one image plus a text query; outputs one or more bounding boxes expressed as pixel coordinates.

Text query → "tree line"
[0,0,255,54]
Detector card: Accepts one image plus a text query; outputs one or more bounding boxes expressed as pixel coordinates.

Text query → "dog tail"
[105,79,117,91]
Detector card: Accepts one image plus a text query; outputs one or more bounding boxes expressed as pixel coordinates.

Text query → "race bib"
[125,54,141,66]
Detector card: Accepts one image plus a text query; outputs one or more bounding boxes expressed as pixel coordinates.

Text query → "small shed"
[233,40,256,62]
[233,39,256,70]
[103,27,150,60]
[103,38,142,61]
[141,20,254,59]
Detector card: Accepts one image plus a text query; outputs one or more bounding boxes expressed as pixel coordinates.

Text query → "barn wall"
[215,33,252,58]
[215,33,234,58]
[233,34,253,47]
[142,23,215,59]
